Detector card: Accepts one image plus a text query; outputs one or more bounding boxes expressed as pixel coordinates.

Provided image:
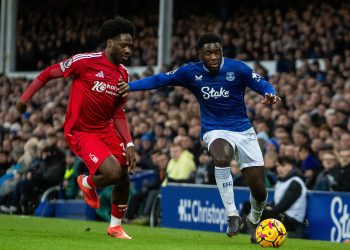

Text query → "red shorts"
[65,129,127,175]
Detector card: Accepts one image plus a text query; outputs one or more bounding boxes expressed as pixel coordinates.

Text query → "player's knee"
[101,165,122,185]
[108,168,122,184]
[100,156,123,184]
[213,155,231,166]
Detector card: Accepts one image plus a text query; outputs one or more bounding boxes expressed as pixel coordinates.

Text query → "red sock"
[111,204,128,219]
[87,175,96,189]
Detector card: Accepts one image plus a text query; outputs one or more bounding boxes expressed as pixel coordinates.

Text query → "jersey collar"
[202,57,225,72]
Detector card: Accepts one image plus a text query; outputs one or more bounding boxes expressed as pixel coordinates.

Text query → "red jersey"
[59,51,129,134]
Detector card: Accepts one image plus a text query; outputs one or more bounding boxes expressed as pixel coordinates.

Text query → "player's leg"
[208,137,242,237]
[242,166,267,243]
[91,156,123,187]
[108,167,132,239]
[77,155,123,209]
[236,128,267,243]
[71,132,124,209]
[102,132,132,239]
[241,166,267,225]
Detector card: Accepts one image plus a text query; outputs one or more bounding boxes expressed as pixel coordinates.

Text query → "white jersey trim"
[72,52,102,62]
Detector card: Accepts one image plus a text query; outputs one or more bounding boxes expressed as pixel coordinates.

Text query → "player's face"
[199,42,223,73]
[107,33,133,64]
[276,162,292,178]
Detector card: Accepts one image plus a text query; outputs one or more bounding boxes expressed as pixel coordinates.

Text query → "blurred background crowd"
[0,0,349,223]
[16,0,350,70]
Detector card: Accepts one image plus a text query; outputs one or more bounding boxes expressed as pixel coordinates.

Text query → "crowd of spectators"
[16,0,350,70]
[16,0,159,70]
[0,0,349,221]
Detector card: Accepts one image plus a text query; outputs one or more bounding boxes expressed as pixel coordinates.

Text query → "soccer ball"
[255,218,287,248]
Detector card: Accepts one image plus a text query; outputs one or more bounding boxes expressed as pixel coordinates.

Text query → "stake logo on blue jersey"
[201,86,230,100]
[129,57,277,138]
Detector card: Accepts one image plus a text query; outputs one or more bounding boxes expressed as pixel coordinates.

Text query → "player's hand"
[261,93,281,105]
[16,100,27,113]
[126,146,136,173]
[117,81,130,98]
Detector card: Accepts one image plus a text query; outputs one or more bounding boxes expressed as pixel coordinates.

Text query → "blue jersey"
[129,58,276,138]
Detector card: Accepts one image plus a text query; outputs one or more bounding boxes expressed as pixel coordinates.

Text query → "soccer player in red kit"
[16,16,136,239]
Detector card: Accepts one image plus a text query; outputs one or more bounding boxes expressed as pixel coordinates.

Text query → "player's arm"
[242,64,281,105]
[16,64,64,113]
[17,55,84,113]
[112,104,136,173]
[118,66,187,96]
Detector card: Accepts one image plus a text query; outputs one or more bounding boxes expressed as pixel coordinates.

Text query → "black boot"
[245,216,259,244]
[226,215,243,237]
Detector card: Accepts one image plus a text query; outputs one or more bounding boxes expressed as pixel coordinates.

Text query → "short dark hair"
[99,16,135,41]
[196,33,222,50]
[299,145,312,153]
[277,156,296,166]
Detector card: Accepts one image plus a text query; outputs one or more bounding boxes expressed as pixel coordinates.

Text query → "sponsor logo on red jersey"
[92,81,118,96]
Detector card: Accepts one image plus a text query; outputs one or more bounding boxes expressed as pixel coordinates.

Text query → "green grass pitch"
[0,214,348,250]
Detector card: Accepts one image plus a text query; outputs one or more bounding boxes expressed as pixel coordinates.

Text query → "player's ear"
[107,39,113,48]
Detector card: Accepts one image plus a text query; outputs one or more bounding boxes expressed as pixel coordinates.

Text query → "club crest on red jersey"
[59,59,72,72]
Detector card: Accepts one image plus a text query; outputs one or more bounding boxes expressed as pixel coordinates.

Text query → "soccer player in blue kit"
[118,33,281,243]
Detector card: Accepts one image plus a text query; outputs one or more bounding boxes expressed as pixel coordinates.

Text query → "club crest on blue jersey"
[226,72,235,81]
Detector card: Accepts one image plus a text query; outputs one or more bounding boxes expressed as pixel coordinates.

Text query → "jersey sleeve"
[20,63,64,102]
[59,54,88,77]
[240,63,276,96]
[20,54,88,103]
[129,65,189,91]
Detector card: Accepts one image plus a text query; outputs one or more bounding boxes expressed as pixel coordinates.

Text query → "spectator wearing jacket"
[262,156,307,238]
